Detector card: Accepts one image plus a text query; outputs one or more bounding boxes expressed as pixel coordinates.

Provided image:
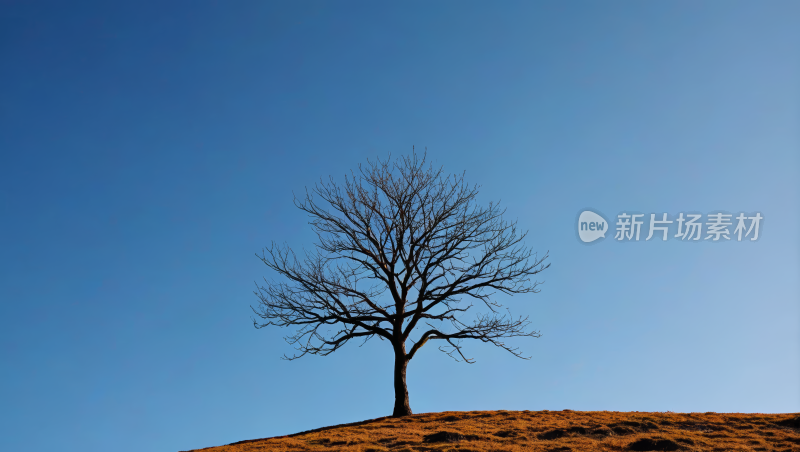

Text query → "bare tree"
[253,153,549,417]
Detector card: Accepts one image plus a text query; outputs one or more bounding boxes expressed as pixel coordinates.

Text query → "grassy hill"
[185,410,800,452]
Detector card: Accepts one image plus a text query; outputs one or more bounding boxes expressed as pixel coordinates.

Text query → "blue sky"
[1,1,798,451]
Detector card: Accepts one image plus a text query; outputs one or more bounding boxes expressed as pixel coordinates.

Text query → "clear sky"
[1,2,798,451]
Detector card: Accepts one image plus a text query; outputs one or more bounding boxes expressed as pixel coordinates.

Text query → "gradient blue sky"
[1,2,798,451]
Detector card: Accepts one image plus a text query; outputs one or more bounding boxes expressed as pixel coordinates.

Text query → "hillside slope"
[185,410,800,452]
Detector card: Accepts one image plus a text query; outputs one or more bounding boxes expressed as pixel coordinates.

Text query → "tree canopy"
[253,153,549,416]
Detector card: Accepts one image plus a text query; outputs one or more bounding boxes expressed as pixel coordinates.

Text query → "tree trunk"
[392,344,412,417]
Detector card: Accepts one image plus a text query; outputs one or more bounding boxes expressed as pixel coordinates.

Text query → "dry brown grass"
[184,410,800,452]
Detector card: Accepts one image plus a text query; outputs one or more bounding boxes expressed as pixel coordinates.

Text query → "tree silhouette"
[253,153,549,417]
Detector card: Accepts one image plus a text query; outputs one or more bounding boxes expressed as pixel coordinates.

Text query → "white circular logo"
[578,211,608,243]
